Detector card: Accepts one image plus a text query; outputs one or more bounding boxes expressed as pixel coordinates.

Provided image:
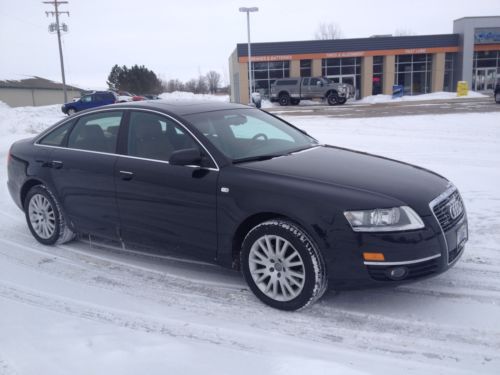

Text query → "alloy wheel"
[28,194,56,239]
[248,234,306,302]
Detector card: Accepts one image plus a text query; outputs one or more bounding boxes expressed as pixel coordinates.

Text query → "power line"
[43,0,70,102]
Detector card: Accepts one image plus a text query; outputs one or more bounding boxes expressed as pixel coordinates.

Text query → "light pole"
[239,6,258,105]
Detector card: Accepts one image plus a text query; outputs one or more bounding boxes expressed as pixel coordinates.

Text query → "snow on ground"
[262,90,487,108]
[0,103,499,375]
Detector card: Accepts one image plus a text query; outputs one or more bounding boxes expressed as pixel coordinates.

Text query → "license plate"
[457,223,468,247]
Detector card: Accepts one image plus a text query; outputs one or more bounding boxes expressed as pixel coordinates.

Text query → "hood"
[237,146,449,214]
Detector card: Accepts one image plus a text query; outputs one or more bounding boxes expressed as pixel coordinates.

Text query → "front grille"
[432,190,464,232]
[367,257,440,281]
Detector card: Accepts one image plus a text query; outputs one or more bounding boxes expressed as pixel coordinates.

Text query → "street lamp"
[239,6,258,105]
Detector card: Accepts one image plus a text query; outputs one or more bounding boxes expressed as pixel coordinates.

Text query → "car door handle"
[119,170,134,181]
[51,160,64,169]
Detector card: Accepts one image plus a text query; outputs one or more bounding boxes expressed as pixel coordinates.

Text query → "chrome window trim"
[33,107,220,171]
[363,253,441,266]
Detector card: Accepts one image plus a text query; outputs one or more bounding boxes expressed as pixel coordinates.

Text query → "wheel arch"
[20,178,44,208]
[324,89,338,98]
[231,211,314,270]
[278,90,290,98]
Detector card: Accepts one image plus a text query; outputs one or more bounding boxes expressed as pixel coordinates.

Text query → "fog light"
[387,266,408,280]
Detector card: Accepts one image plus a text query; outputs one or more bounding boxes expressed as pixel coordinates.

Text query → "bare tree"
[394,28,416,36]
[206,71,221,94]
[163,79,184,93]
[314,22,343,40]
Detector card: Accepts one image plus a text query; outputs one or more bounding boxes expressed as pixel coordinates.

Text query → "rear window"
[275,80,298,86]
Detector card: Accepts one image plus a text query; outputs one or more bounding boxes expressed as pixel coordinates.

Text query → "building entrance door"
[474,68,497,91]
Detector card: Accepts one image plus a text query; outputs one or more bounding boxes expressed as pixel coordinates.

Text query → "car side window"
[310,78,319,86]
[67,111,122,153]
[127,111,199,162]
[38,120,75,147]
[81,95,92,103]
[302,78,309,86]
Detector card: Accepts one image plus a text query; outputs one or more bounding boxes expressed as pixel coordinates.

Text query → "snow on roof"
[0,75,82,91]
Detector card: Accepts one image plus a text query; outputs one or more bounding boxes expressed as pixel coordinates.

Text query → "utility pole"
[239,7,258,105]
[43,0,69,103]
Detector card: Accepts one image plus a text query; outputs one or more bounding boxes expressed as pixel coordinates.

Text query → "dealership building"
[229,16,500,103]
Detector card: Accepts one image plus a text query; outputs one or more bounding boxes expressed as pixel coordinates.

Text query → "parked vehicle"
[270,77,354,106]
[7,101,467,310]
[61,91,117,115]
[116,91,145,102]
[143,94,161,100]
[495,80,500,103]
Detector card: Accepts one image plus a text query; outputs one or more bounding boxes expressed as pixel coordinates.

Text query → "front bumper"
[327,188,468,289]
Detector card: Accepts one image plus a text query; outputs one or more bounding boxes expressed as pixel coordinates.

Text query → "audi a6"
[7,101,468,310]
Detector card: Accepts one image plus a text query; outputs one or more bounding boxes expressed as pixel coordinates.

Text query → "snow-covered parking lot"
[0,103,499,375]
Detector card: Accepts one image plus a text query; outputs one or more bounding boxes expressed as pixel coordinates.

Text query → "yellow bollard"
[457,81,469,97]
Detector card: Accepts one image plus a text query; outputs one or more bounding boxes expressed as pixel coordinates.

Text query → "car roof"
[110,100,251,116]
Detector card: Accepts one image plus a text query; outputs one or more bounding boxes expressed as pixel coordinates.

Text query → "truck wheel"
[291,99,300,105]
[279,93,290,106]
[327,93,339,106]
[337,98,347,105]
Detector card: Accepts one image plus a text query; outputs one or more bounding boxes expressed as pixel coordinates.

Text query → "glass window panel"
[477,59,496,68]
[341,57,356,66]
[326,67,340,75]
[373,64,383,74]
[253,62,268,70]
[373,56,384,65]
[254,70,268,79]
[269,69,284,78]
[341,66,355,75]
[413,54,428,62]
[300,59,311,68]
[397,55,412,63]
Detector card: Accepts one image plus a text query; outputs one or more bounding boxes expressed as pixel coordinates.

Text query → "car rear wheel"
[24,185,75,245]
[278,93,290,106]
[67,108,76,116]
[241,220,328,310]
[495,92,500,104]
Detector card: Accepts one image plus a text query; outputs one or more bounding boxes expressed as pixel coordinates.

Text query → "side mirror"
[317,81,323,87]
[169,148,202,166]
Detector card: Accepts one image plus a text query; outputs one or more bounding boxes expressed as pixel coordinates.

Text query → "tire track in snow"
[1,237,499,371]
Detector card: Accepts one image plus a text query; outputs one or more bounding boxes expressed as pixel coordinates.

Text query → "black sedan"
[7,101,468,310]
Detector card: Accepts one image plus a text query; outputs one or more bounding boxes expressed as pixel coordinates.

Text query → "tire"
[67,108,76,116]
[241,220,328,311]
[24,185,75,245]
[495,92,500,104]
[337,97,347,105]
[327,92,339,106]
[291,98,301,105]
[278,93,290,106]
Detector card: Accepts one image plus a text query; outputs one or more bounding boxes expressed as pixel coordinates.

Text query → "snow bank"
[358,91,487,104]
[159,91,229,102]
[0,103,64,136]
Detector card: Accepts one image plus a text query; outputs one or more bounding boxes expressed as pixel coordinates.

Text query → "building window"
[300,60,312,77]
[322,57,361,98]
[250,61,290,98]
[372,56,384,95]
[394,54,432,95]
[472,51,499,91]
[444,53,456,92]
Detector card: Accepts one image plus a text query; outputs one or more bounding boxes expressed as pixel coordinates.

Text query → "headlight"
[344,206,424,232]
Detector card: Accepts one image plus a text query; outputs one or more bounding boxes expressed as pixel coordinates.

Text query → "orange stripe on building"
[238,46,461,63]
[474,43,500,51]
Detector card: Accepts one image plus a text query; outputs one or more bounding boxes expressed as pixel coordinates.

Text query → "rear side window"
[67,111,123,153]
[38,120,74,147]
[276,80,298,86]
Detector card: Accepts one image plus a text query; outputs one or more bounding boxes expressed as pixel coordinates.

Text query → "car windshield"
[185,108,318,162]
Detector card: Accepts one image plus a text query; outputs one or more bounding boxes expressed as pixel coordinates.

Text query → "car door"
[77,94,95,111]
[114,110,218,261]
[48,110,124,239]
[309,77,323,97]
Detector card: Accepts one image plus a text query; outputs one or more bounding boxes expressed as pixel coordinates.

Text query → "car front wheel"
[67,108,76,116]
[24,185,75,245]
[327,92,339,105]
[241,220,328,310]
